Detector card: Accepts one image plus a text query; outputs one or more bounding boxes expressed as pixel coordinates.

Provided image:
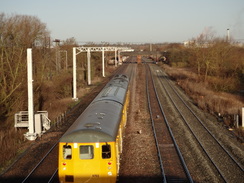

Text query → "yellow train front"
[58,75,129,183]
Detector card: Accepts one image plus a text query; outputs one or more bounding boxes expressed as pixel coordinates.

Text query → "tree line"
[0,14,80,125]
[162,31,244,93]
[0,13,117,127]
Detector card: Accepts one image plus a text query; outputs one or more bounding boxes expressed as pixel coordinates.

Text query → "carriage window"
[63,145,72,159]
[80,145,94,159]
[102,144,111,159]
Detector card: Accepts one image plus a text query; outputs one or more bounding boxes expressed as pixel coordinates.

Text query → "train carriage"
[58,75,129,183]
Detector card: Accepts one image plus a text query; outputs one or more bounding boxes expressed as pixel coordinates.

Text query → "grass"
[161,64,244,132]
[0,67,115,174]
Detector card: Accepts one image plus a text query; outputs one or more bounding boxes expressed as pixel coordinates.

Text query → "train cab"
[58,75,129,183]
[59,141,118,183]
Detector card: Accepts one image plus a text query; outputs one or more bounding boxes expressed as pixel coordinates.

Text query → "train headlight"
[108,171,112,176]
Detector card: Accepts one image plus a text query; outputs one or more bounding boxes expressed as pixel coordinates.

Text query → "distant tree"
[175,27,244,92]
[189,27,216,80]
[62,37,78,46]
[0,13,50,122]
[59,37,78,69]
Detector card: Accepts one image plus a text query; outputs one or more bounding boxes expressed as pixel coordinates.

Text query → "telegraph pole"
[53,39,60,72]
[227,29,230,42]
[60,50,68,70]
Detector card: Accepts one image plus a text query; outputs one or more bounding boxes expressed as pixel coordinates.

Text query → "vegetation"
[163,31,244,93]
[0,13,108,171]
[0,14,48,122]
[159,30,244,132]
[1,13,243,172]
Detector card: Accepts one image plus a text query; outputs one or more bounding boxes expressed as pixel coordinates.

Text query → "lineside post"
[242,107,244,128]
[87,48,91,85]
[25,48,37,140]
[72,47,78,100]
[115,48,117,67]
[102,47,105,77]
[118,50,121,65]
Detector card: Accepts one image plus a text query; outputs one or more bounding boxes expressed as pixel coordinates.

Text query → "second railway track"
[1,57,243,183]
[149,62,244,183]
[146,62,193,183]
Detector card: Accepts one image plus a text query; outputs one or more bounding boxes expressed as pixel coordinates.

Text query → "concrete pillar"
[25,48,36,140]
[115,48,117,67]
[102,47,105,77]
[242,107,244,128]
[87,48,91,85]
[72,47,78,100]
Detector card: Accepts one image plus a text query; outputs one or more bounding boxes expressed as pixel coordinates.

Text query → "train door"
[58,143,75,183]
[74,143,100,182]
[73,142,116,183]
[99,142,117,183]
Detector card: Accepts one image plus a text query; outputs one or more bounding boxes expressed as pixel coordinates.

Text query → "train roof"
[93,74,129,105]
[60,101,123,143]
[60,74,129,143]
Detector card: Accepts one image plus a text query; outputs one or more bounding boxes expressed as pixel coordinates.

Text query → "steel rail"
[163,70,244,172]
[146,64,166,183]
[20,63,131,183]
[47,168,58,183]
[146,63,193,183]
[21,141,59,183]
[155,67,243,182]
[154,68,226,182]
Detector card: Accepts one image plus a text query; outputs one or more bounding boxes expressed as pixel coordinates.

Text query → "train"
[58,74,130,183]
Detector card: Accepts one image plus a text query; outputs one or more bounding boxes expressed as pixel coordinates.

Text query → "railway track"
[21,142,58,183]
[146,62,193,183]
[1,64,130,183]
[21,65,132,183]
[2,57,243,183]
[149,63,244,182]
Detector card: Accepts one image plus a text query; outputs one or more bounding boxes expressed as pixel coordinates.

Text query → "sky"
[1,0,244,43]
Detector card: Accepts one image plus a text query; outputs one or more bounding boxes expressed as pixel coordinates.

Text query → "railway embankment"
[0,66,117,177]
[160,64,244,141]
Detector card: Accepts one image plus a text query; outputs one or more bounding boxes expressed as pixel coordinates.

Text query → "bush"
[207,76,240,92]
[162,65,244,119]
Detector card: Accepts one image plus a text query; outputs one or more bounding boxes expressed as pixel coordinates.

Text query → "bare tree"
[0,13,50,120]
[190,27,217,81]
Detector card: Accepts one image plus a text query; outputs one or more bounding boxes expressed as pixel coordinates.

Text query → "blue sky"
[1,0,244,43]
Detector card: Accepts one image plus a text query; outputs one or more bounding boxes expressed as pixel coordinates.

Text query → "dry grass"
[0,68,111,173]
[0,84,93,172]
[162,64,244,129]
[0,128,27,172]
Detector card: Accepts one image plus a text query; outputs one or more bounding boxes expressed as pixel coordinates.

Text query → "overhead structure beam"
[72,46,133,100]
[75,46,132,53]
